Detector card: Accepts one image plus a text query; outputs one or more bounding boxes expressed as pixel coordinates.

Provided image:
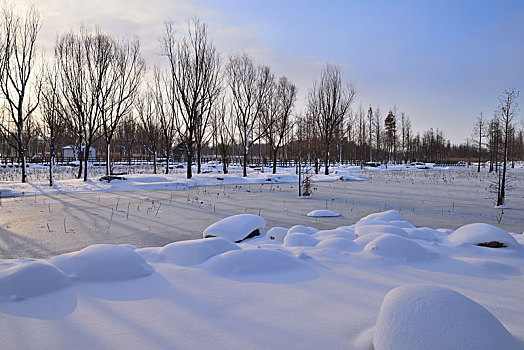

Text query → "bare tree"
[211,95,235,174]
[101,37,144,175]
[0,5,41,183]
[161,18,221,179]
[495,88,519,207]
[472,112,486,172]
[136,88,161,174]
[56,28,114,181]
[226,53,271,177]
[374,106,382,162]
[367,105,373,161]
[40,62,65,186]
[261,75,297,174]
[307,64,356,175]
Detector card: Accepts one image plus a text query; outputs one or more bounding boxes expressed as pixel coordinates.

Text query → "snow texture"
[160,237,239,266]
[374,284,520,350]
[202,214,266,242]
[364,234,434,261]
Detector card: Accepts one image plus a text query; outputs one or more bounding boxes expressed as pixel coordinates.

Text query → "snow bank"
[0,261,70,300]
[288,225,318,235]
[403,227,438,242]
[50,244,153,282]
[306,209,341,217]
[160,237,239,266]
[356,219,415,229]
[374,284,520,350]
[203,214,266,243]
[201,249,315,283]
[317,238,360,252]
[361,210,405,222]
[316,228,357,240]
[364,234,433,261]
[448,223,519,248]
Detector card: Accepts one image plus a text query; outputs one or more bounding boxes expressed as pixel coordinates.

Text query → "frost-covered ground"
[0,210,523,349]
[1,164,523,349]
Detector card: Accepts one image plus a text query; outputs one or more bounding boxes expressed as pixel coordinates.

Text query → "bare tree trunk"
[106,142,111,175]
[153,150,157,174]
[272,149,278,174]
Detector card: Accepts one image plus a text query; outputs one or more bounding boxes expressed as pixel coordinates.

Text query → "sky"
[17,0,524,143]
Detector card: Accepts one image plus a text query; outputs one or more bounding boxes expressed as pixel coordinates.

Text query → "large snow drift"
[160,237,239,266]
[374,284,520,350]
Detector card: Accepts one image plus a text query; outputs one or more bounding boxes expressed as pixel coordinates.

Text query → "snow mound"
[266,227,288,243]
[404,227,438,242]
[51,244,153,282]
[284,232,318,247]
[306,209,341,217]
[364,234,433,261]
[203,214,266,242]
[374,284,520,350]
[448,223,519,248]
[0,261,70,300]
[356,219,414,229]
[160,237,240,266]
[201,249,315,283]
[355,224,407,237]
[316,228,357,240]
[317,238,360,252]
[288,225,317,235]
[361,210,404,222]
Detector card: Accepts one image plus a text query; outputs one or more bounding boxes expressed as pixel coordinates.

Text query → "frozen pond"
[0,168,522,258]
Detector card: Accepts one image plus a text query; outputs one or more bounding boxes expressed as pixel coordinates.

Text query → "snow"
[447,223,520,248]
[306,209,341,217]
[0,261,70,300]
[50,244,153,282]
[159,237,239,266]
[355,224,408,237]
[364,234,435,261]
[202,214,266,242]
[361,209,405,221]
[373,285,521,350]
[283,232,319,247]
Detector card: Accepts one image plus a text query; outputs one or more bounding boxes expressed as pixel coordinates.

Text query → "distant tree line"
[0,5,522,186]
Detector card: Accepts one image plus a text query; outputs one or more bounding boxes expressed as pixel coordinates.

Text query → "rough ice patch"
[361,210,404,222]
[448,223,519,248]
[51,244,153,282]
[160,237,240,266]
[203,214,266,243]
[364,234,433,261]
[306,210,341,217]
[201,249,315,283]
[373,284,520,350]
[0,261,70,300]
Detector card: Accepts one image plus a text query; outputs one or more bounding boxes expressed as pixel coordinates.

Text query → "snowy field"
[1,165,524,349]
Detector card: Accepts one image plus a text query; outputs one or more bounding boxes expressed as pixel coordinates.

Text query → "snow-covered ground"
[1,165,523,349]
[1,210,524,349]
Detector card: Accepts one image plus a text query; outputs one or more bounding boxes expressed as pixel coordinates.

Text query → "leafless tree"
[226,53,271,177]
[495,88,519,206]
[374,106,382,161]
[211,95,235,174]
[40,62,66,186]
[56,28,114,181]
[0,5,41,183]
[307,64,356,175]
[101,37,145,175]
[161,18,221,178]
[367,105,373,161]
[472,112,486,172]
[136,88,161,174]
[261,75,297,174]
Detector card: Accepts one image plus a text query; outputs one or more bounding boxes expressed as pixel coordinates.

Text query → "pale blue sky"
[26,0,524,142]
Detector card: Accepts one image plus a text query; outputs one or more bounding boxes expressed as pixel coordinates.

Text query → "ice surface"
[202,214,266,242]
[374,284,520,350]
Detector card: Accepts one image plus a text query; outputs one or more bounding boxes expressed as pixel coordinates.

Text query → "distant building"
[62,145,97,161]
